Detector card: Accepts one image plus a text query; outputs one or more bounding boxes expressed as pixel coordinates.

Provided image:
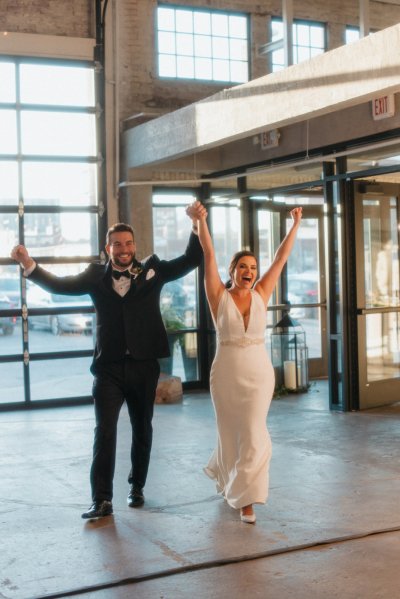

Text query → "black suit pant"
[90,356,160,502]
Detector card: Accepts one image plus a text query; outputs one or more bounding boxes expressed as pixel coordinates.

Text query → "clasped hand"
[186,200,207,221]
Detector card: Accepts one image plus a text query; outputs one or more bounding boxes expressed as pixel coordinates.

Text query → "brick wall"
[115,0,400,122]
[1,0,93,37]
[3,0,400,231]
[3,1,400,126]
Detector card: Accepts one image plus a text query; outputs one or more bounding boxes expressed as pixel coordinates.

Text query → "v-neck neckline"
[227,289,253,333]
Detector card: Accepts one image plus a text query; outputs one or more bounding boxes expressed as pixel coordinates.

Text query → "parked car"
[0,278,21,307]
[288,272,319,304]
[0,294,17,336]
[28,289,93,335]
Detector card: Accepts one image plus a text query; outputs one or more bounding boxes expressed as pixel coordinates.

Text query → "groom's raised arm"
[10,244,92,296]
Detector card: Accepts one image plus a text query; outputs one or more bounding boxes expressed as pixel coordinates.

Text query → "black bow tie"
[112,269,132,280]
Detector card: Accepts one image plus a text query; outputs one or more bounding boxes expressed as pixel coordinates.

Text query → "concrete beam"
[125,23,400,169]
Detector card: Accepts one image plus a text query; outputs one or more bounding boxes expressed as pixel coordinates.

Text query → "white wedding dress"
[204,289,274,509]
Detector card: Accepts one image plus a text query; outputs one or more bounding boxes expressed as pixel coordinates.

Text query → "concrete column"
[283,0,293,67]
[251,13,268,79]
[119,184,154,259]
[359,0,370,37]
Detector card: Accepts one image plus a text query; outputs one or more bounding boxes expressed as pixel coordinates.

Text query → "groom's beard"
[112,253,135,269]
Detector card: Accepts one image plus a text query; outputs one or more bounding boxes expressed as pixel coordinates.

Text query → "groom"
[11,208,203,519]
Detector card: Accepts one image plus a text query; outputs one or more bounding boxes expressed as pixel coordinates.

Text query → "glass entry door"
[285,209,327,379]
[355,182,400,408]
[258,204,327,381]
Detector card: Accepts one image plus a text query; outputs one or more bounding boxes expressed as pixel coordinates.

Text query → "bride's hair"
[226,250,258,289]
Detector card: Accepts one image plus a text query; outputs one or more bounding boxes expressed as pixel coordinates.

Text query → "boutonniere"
[146,268,156,280]
[131,263,143,276]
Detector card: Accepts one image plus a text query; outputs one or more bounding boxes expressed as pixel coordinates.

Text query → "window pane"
[210,204,241,282]
[0,62,16,102]
[366,312,400,382]
[0,213,18,251]
[271,20,283,42]
[297,46,311,62]
[21,111,96,156]
[157,7,175,31]
[229,15,247,39]
[310,47,324,58]
[28,309,94,354]
[28,311,94,347]
[1,58,101,405]
[0,110,17,154]
[159,331,199,382]
[0,161,18,205]
[195,57,212,79]
[212,37,229,59]
[194,35,212,57]
[0,362,24,404]
[158,31,176,54]
[272,49,285,68]
[153,192,194,206]
[20,64,95,107]
[310,26,324,47]
[153,202,199,383]
[287,217,321,358]
[212,13,229,37]
[300,308,322,359]
[153,204,195,253]
[230,60,248,83]
[26,264,92,301]
[257,210,275,275]
[23,162,98,207]
[159,54,177,77]
[157,7,247,83]
[26,264,95,352]
[160,274,197,330]
[176,33,194,56]
[0,266,22,307]
[297,24,310,46]
[30,356,93,401]
[271,19,325,71]
[230,38,248,61]
[363,198,400,307]
[176,9,193,33]
[213,58,230,81]
[346,28,360,44]
[0,317,22,355]
[194,12,211,34]
[24,213,98,256]
[177,56,194,78]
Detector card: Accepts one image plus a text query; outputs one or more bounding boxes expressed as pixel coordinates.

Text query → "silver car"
[28,290,94,335]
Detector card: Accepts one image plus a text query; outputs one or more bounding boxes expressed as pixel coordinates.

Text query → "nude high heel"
[240,506,256,524]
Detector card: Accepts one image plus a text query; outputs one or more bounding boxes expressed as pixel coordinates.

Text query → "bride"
[187,201,302,523]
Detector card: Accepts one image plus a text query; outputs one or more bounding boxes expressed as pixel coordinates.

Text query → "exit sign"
[260,129,280,149]
[372,94,395,120]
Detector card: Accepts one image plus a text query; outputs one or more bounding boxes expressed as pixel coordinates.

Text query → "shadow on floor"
[1,380,400,598]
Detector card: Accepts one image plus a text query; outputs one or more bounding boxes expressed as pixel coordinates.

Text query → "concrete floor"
[1,380,400,599]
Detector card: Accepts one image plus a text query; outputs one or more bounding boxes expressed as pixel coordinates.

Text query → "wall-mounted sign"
[372,94,395,120]
[260,129,280,149]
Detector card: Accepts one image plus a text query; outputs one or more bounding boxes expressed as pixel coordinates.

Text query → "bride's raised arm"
[255,207,302,306]
[186,201,225,320]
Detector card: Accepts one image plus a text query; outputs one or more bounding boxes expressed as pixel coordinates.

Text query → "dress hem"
[203,466,267,509]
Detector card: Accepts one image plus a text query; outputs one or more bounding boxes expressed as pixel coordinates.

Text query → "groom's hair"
[226,250,258,289]
[106,223,135,244]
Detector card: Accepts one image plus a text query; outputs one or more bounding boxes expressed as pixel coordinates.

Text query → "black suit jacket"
[28,232,203,371]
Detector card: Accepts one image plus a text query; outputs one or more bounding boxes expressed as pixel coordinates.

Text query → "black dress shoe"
[81,500,113,519]
[127,486,144,508]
